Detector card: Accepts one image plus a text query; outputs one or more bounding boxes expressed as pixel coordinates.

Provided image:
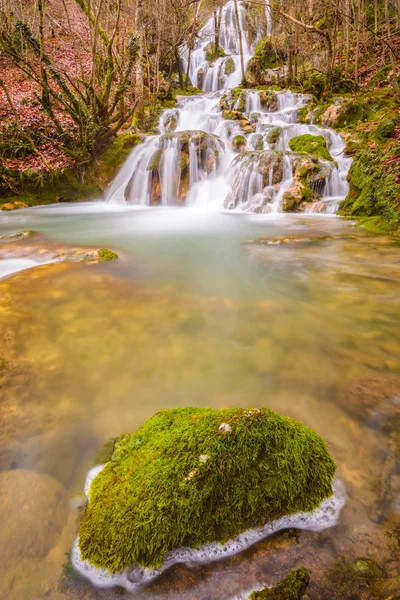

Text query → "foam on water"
[71,464,346,591]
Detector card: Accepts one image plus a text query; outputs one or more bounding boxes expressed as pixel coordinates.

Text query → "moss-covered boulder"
[224,57,235,76]
[232,135,247,153]
[204,42,226,63]
[267,127,281,146]
[289,134,333,162]
[222,109,243,121]
[78,407,336,572]
[246,38,285,86]
[249,567,310,599]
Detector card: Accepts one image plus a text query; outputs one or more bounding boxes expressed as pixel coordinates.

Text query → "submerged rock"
[337,374,400,432]
[249,567,310,599]
[0,469,68,561]
[77,406,336,573]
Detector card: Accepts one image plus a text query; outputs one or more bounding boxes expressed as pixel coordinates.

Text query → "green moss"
[147,149,163,171]
[100,133,143,172]
[340,147,400,233]
[289,134,333,162]
[93,438,117,466]
[224,57,235,75]
[97,248,118,262]
[267,127,280,145]
[376,119,395,140]
[79,406,336,572]
[232,135,247,152]
[204,42,226,63]
[323,558,388,599]
[249,567,310,599]
[222,110,242,121]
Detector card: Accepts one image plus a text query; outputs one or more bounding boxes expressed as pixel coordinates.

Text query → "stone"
[0,469,68,561]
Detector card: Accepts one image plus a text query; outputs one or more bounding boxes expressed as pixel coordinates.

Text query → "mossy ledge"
[77,406,337,574]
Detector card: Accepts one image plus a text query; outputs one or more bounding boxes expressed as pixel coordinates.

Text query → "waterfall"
[106,0,352,215]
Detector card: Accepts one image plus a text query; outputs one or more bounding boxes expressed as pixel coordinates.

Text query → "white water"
[106,0,351,214]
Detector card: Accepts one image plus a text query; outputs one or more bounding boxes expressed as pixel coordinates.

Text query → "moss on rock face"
[289,134,333,162]
[78,406,336,572]
[249,567,310,599]
[339,147,400,233]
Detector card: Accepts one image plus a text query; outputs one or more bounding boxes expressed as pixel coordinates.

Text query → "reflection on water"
[0,206,399,599]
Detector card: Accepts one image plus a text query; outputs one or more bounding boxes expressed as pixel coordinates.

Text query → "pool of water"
[0,204,399,599]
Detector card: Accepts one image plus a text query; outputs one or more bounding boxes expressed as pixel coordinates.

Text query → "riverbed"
[0,204,399,599]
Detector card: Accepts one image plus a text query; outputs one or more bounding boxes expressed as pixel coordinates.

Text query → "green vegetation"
[249,567,310,599]
[204,42,226,63]
[321,558,389,599]
[0,357,9,376]
[289,134,333,162]
[340,148,400,233]
[79,406,336,572]
[97,248,118,262]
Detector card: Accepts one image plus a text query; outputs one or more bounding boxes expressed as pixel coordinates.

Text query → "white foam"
[71,464,346,591]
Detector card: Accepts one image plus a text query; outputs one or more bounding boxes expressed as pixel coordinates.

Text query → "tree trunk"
[233,0,246,84]
[385,0,400,94]
[135,0,145,118]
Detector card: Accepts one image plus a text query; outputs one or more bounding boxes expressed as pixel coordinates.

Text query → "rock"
[267,127,281,145]
[0,469,68,561]
[240,119,256,134]
[204,42,226,63]
[78,407,336,572]
[289,134,334,162]
[337,375,400,431]
[232,135,247,153]
[222,109,243,121]
[321,104,343,128]
[224,57,235,75]
[249,567,310,599]
[283,181,312,212]
[162,110,179,132]
[147,148,163,171]
[313,558,388,599]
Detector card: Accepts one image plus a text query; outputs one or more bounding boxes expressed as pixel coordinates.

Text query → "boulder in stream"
[76,406,337,575]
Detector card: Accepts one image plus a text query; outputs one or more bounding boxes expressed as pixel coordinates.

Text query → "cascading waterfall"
[106,0,351,215]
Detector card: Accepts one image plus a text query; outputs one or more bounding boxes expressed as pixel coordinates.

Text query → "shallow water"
[0,204,400,598]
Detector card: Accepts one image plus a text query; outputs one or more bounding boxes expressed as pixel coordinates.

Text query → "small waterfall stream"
[107,0,352,215]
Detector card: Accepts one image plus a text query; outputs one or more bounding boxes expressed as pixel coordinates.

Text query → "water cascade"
[107,0,352,214]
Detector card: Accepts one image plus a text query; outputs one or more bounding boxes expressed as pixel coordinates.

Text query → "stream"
[0,0,399,598]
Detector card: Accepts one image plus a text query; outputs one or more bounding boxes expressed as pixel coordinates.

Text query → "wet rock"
[240,119,257,134]
[224,57,235,75]
[267,127,281,146]
[283,181,312,212]
[162,110,179,133]
[321,103,343,128]
[313,557,389,599]
[249,567,310,599]
[222,109,243,121]
[232,135,247,153]
[337,374,400,431]
[0,469,68,561]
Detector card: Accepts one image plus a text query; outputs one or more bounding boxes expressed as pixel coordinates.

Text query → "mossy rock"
[224,57,235,76]
[147,148,163,171]
[97,248,118,262]
[267,127,281,145]
[316,557,389,599]
[340,145,400,233]
[222,109,243,121]
[204,42,226,63]
[249,567,310,599]
[78,406,336,572]
[289,134,333,162]
[375,119,395,141]
[232,135,247,152]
